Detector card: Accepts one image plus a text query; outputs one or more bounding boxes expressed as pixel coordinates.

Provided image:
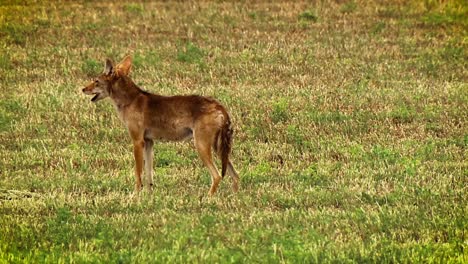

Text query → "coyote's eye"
[94,80,99,85]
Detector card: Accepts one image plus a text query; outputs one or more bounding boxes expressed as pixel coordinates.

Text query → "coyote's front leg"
[144,139,154,191]
[133,140,144,193]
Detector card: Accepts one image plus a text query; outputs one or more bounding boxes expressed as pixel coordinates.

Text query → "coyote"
[82,56,239,195]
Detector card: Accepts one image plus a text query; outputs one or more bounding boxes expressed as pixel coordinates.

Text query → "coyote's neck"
[110,76,142,109]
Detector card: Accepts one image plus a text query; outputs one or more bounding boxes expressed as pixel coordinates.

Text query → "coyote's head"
[82,56,132,102]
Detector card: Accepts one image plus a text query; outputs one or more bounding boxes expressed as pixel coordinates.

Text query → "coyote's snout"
[82,80,108,102]
[82,55,239,195]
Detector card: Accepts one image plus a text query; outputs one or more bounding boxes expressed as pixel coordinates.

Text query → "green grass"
[340,1,357,14]
[0,0,466,263]
[177,42,205,65]
[123,3,144,15]
[298,9,318,22]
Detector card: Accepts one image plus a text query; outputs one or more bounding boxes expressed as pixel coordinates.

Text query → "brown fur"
[82,56,239,195]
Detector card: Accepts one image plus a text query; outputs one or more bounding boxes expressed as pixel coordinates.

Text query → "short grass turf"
[0,0,466,263]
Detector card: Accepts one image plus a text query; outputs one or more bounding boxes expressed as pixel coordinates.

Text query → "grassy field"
[0,0,466,262]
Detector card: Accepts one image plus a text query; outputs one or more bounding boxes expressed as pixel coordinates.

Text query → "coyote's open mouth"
[82,84,105,102]
[91,93,100,102]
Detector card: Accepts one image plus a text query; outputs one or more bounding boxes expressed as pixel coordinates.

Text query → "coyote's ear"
[104,59,114,76]
[115,55,132,77]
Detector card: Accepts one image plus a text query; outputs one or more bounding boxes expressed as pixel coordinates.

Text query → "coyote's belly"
[144,125,193,142]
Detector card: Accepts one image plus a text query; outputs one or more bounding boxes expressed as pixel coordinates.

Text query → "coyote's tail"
[219,115,233,178]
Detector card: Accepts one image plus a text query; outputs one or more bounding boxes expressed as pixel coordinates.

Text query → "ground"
[0,0,466,263]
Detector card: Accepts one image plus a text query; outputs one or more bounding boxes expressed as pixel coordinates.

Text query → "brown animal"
[82,55,239,195]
